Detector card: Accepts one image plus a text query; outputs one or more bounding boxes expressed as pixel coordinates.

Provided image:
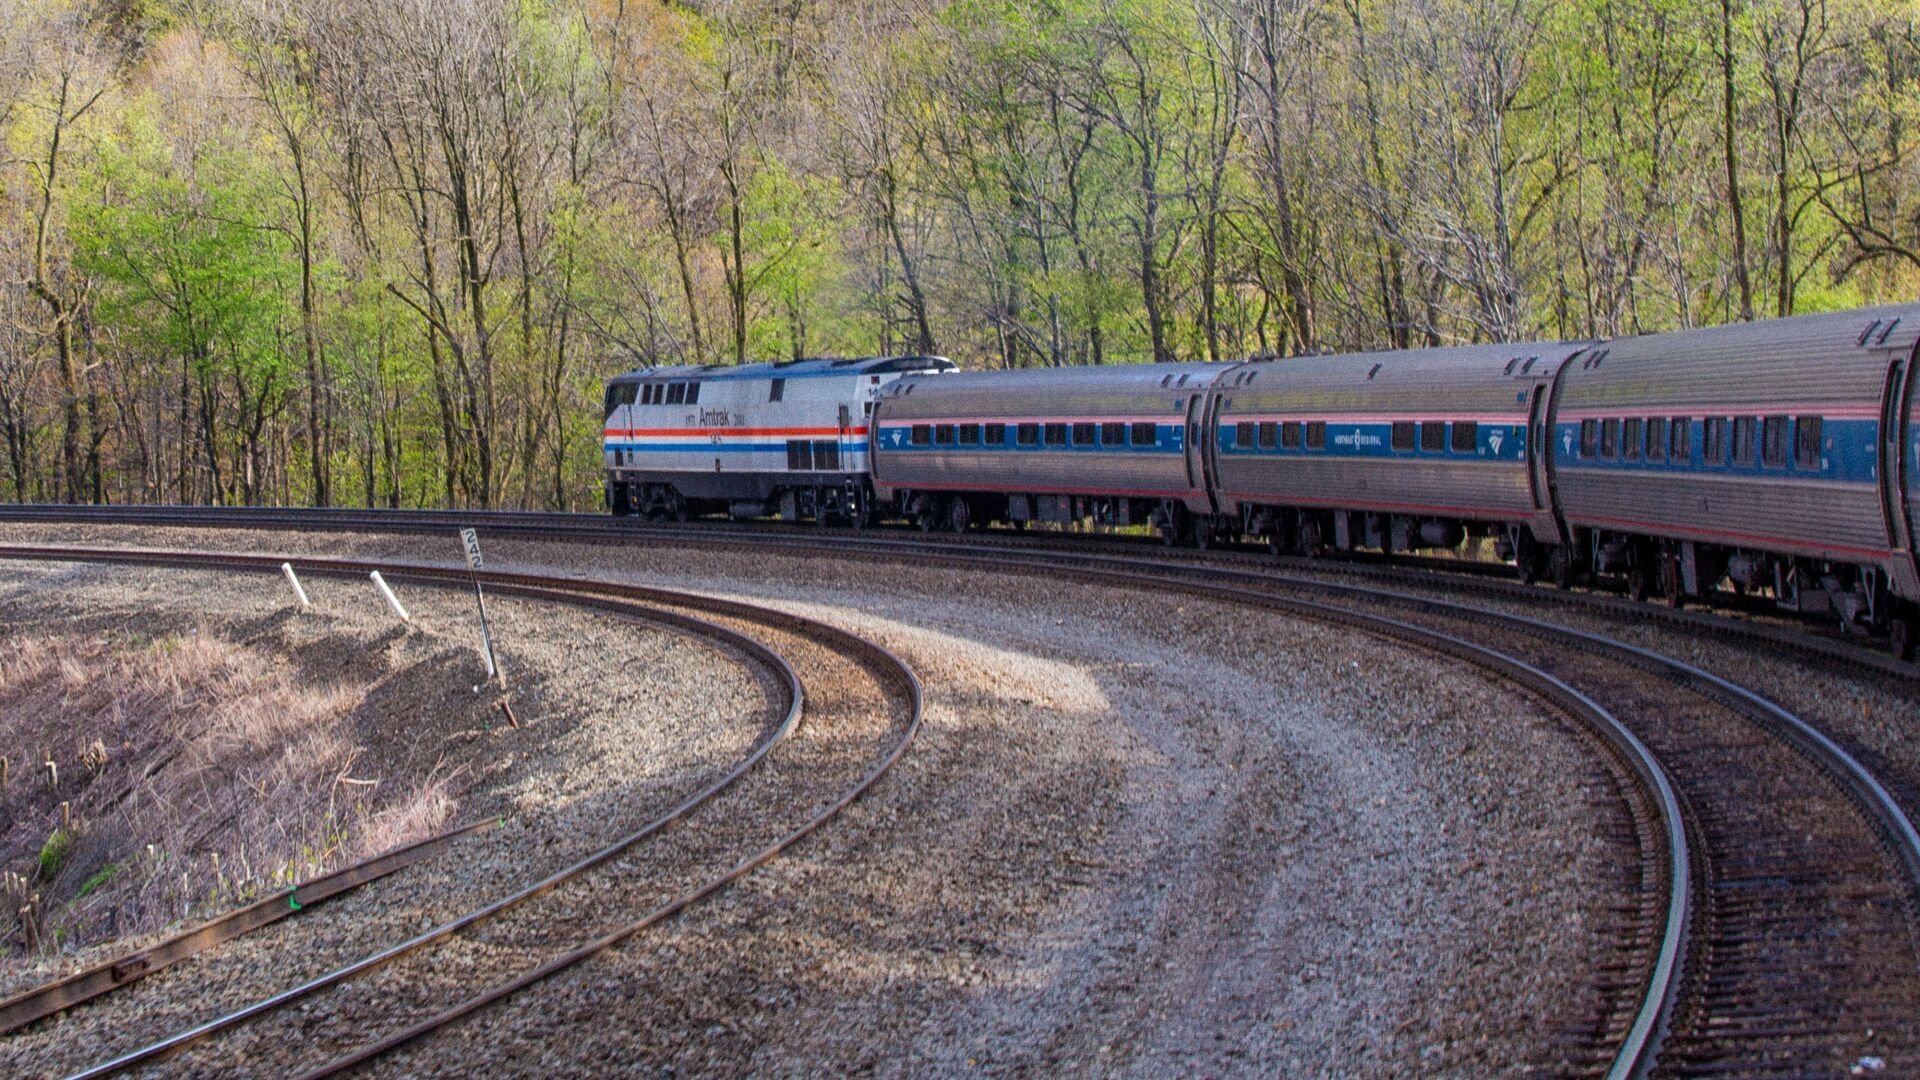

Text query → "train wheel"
[610,482,633,517]
[917,498,940,532]
[1892,616,1914,663]
[948,498,972,533]
[1627,560,1651,603]
[1298,519,1323,559]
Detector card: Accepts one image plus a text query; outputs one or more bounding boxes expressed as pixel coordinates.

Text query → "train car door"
[1886,356,1918,593]
[1524,382,1563,543]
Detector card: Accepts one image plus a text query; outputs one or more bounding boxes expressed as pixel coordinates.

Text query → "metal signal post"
[460,528,505,687]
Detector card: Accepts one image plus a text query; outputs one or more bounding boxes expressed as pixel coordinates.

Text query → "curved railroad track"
[0,546,921,1078]
[4,515,1917,1073]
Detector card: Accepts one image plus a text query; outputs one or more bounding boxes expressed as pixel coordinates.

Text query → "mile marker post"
[459,528,505,688]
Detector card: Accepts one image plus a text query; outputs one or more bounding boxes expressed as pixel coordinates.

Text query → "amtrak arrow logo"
[1562,432,1573,454]
[1488,430,1503,455]
[888,428,904,447]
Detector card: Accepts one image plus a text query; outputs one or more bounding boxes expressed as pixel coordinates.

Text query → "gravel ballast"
[0,527,1630,1075]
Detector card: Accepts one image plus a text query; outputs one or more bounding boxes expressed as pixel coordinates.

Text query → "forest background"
[1,0,1915,509]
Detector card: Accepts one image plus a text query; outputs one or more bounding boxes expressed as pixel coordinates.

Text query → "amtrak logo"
[887,428,905,447]
[1563,432,1573,454]
[1488,431,1503,455]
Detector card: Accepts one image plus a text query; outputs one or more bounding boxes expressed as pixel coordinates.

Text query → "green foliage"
[37,828,74,882]
[77,862,119,898]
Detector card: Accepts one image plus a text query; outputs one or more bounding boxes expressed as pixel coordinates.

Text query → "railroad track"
[0,546,922,1078]
[5,517,1917,1072]
[1,503,1907,678]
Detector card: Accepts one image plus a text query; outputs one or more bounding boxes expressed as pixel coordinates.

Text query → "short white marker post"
[369,571,410,623]
[281,562,311,610]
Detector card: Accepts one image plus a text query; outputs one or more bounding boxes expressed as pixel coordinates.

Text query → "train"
[602,304,1920,659]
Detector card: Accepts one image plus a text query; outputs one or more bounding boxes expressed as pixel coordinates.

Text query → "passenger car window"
[1794,416,1823,469]
[1304,421,1326,450]
[1257,422,1276,449]
[1732,416,1757,466]
[1280,421,1301,449]
[1235,421,1255,448]
[1761,415,1787,468]
[1704,418,1728,464]
[1102,422,1126,446]
[1600,418,1620,459]
[1420,421,1446,453]
[1391,421,1415,451]
[1670,417,1690,462]
[1045,422,1068,446]
[935,424,955,446]
[1450,421,1478,453]
[1622,418,1642,461]
[1133,421,1157,446]
[1073,421,1095,445]
[1016,422,1039,446]
[1580,419,1598,458]
[985,422,1006,444]
[910,424,930,446]
[959,424,980,445]
[1646,418,1668,463]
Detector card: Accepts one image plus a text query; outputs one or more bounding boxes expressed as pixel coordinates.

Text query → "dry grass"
[0,632,453,958]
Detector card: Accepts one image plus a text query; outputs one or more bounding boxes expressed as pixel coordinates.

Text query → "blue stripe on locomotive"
[1215,420,1530,462]
[1551,419,1879,484]
[874,423,1184,453]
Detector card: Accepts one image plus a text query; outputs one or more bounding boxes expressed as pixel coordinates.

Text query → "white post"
[281,563,311,610]
[369,571,410,623]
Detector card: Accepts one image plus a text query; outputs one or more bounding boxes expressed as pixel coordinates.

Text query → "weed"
[77,862,120,898]
[37,829,74,881]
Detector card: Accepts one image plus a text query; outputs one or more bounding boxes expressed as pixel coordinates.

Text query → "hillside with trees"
[1,0,1916,508]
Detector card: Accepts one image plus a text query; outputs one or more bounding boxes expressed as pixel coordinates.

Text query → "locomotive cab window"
[1761,415,1788,468]
[1646,418,1669,463]
[910,424,930,446]
[1450,420,1478,454]
[1391,421,1415,452]
[1133,421,1157,446]
[1600,418,1620,459]
[1235,421,1255,448]
[985,423,1007,444]
[1304,421,1327,450]
[959,424,981,445]
[1732,416,1757,466]
[1580,419,1598,458]
[1102,422,1126,446]
[1256,422,1276,449]
[1622,418,1642,461]
[665,383,686,405]
[1281,421,1302,449]
[1045,422,1068,446]
[1017,422,1039,446]
[769,378,785,403]
[1420,421,1446,453]
[684,382,701,404]
[1794,416,1823,469]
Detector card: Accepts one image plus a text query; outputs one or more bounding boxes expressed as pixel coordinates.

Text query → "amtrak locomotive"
[604,304,1920,658]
